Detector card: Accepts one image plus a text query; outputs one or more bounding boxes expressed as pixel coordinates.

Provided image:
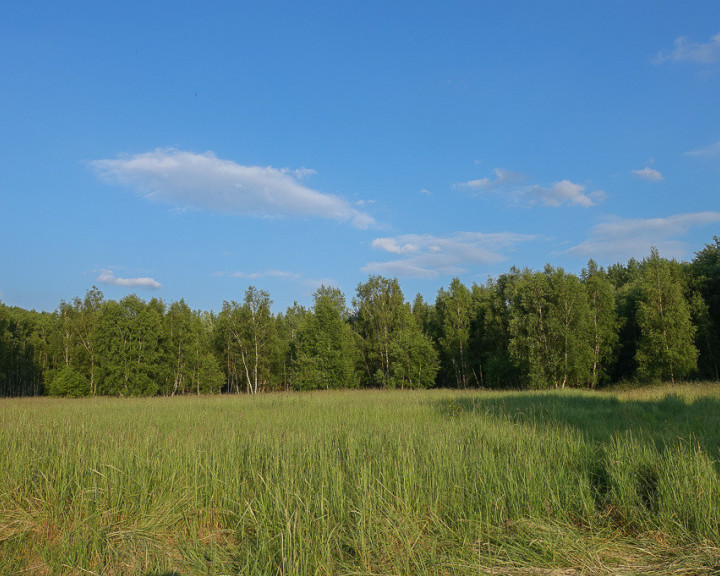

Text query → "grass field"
[1,383,719,575]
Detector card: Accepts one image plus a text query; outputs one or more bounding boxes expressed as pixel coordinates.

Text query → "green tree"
[411,293,434,335]
[690,237,720,379]
[163,300,223,395]
[62,287,104,395]
[607,260,643,383]
[582,261,619,387]
[94,295,164,395]
[46,365,89,397]
[216,287,276,394]
[435,278,474,388]
[469,273,523,388]
[0,304,46,396]
[635,248,698,383]
[293,286,359,390]
[352,276,438,388]
[509,267,593,389]
[274,303,308,391]
[387,323,439,389]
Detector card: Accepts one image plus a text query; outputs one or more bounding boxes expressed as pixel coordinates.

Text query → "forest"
[2,237,719,397]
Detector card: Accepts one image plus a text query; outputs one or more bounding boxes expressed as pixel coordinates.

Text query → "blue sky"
[2,1,720,313]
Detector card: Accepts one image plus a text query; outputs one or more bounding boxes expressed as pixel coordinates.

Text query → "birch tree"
[635,248,697,383]
[435,278,473,388]
[293,286,359,390]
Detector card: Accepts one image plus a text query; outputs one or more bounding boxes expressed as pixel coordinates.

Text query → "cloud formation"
[567,212,720,262]
[457,168,604,207]
[362,231,538,278]
[685,141,720,158]
[91,148,375,229]
[654,32,720,64]
[97,270,162,289]
[631,167,663,181]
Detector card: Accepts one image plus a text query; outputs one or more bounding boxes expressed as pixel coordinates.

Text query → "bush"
[46,366,90,397]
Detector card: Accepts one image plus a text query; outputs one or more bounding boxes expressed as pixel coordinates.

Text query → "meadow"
[1,384,719,575]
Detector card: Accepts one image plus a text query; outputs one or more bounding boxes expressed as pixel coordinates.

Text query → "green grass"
[1,385,719,575]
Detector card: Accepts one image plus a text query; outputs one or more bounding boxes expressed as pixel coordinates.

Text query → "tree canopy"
[2,240,719,397]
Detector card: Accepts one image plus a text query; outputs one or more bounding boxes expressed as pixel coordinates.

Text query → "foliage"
[635,248,698,383]
[582,260,620,387]
[352,276,438,388]
[509,266,594,388]
[690,236,720,379]
[435,278,474,388]
[46,365,89,397]
[469,273,524,388]
[2,238,720,396]
[216,287,277,394]
[292,286,359,390]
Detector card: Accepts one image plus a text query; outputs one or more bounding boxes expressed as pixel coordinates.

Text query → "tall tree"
[216,287,276,394]
[93,295,164,395]
[607,260,643,382]
[0,305,46,396]
[435,278,474,388]
[690,237,720,379]
[387,321,439,389]
[274,303,308,391]
[635,248,698,383]
[352,276,438,388]
[162,299,224,395]
[293,286,359,390]
[70,287,104,395]
[509,266,593,389]
[469,272,523,388]
[582,261,619,388]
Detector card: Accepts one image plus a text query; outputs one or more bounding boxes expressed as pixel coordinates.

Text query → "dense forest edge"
[2,237,719,397]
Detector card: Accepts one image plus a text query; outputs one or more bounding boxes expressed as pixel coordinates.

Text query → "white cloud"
[91,148,375,229]
[362,231,538,278]
[420,188,432,196]
[97,269,162,289]
[372,238,420,254]
[457,168,603,208]
[456,168,525,192]
[685,141,720,158]
[567,212,720,262]
[527,180,604,207]
[631,167,663,181]
[229,270,301,280]
[654,32,720,64]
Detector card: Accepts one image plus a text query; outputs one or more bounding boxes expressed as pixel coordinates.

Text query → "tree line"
[1,238,719,397]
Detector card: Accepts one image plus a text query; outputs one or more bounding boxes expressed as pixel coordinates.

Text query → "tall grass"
[1,386,719,575]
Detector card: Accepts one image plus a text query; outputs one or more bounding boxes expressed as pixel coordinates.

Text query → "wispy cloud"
[362,231,538,279]
[96,269,162,289]
[685,140,720,158]
[222,269,302,281]
[654,32,720,64]
[456,168,604,207]
[214,269,337,299]
[631,167,663,181]
[457,168,525,192]
[90,148,375,229]
[567,212,720,262]
[527,180,605,208]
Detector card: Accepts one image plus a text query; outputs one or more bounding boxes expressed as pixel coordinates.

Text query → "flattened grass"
[1,385,719,575]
